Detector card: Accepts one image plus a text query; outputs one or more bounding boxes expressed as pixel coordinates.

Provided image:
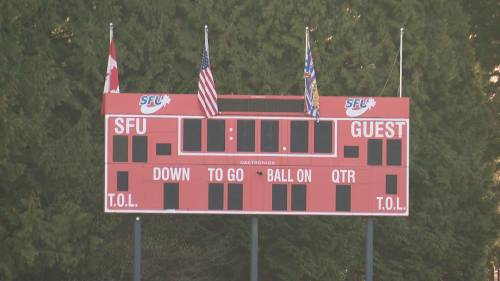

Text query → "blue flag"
[304,28,320,119]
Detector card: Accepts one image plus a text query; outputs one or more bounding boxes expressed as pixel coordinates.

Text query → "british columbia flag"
[304,28,319,119]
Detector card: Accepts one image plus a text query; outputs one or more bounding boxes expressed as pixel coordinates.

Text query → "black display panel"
[291,121,308,152]
[336,185,351,211]
[272,184,287,211]
[164,183,179,209]
[228,184,243,210]
[261,120,279,152]
[218,98,304,112]
[113,135,128,162]
[117,171,128,191]
[387,139,402,166]
[207,120,225,152]
[237,120,255,152]
[291,184,307,211]
[156,143,171,155]
[386,175,398,194]
[367,139,382,165]
[314,121,332,153]
[132,136,148,162]
[208,183,224,210]
[344,146,359,158]
[183,119,201,151]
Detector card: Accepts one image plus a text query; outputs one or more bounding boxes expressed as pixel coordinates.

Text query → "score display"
[104,94,409,216]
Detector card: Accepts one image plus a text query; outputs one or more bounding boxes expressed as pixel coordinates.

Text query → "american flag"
[304,28,319,119]
[197,41,218,117]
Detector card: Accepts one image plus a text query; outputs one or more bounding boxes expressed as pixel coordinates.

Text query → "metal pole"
[250,217,259,281]
[133,216,141,281]
[399,27,404,98]
[109,22,113,44]
[204,25,209,62]
[365,219,374,281]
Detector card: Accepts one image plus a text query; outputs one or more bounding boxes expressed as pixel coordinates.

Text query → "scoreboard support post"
[134,217,141,281]
[250,217,259,281]
[365,219,374,281]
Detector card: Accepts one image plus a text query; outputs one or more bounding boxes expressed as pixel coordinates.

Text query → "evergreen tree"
[0,0,497,280]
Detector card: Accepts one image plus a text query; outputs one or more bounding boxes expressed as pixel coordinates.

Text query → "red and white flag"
[103,24,120,94]
[197,25,218,117]
[101,23,119,115]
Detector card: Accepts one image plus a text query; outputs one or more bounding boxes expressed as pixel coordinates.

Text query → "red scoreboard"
[104,94,409,216]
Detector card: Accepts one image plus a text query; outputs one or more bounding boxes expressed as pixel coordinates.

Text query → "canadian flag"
[103,41,119,93]
[101,23,119,115]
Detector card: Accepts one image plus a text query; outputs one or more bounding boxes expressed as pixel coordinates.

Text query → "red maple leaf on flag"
[101,28,120,116]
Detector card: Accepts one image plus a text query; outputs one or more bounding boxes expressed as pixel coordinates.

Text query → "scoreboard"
[104,94,409,216]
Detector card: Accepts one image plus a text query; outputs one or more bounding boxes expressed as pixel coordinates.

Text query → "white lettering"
[227,168,244,182]
[386,197,393,209]
[208,168,215,181]
[153,167,161,180]
[116,193,125,207]
[331,169,356,183]
[385,122,395,138]
[351,121,361,137]
[375,121,384,137]
[126,118,134,134]
[153,167,190,181]
[114,118,147,134]
[128,194,138,207]
[267,169,273,182]
[170,167,182,181]
[395,121,405,138]
[376,196,383,209]
[348,169,356,183]
[108,193,116,207]
[267,169,294,182]
[236,168,244,182]
[351,121,406,138]
[208,168,223,181]
[376,196,405,211]
[363,121,373,137]
[181,168,190,181]
[136,118,147,134]
[296,169,312,183]
[114,118,125,134]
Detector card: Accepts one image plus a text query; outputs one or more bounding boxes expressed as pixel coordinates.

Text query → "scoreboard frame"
[104,93,409,216]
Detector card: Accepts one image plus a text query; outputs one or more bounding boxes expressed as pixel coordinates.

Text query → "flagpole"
[109,22,113,44]
[399,27,404,98]
[103,22,114,94]
[305,27,309,60]
[204,25,209,63]
[304,27,308,108]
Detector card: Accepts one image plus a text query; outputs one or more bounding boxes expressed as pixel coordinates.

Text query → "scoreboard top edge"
[103,93,409,118]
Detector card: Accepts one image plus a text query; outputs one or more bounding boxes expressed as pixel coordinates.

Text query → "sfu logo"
[139,95,171,114]
[345,97,376,117]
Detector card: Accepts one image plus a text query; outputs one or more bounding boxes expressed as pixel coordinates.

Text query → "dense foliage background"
[0,0,498,280]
